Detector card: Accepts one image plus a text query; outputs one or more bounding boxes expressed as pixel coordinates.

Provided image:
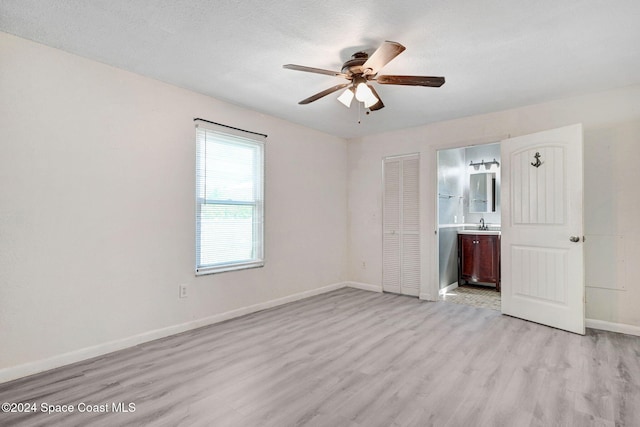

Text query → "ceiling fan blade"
[299,83,351,105]
[362,41,406,75]
[376,75,445,87]
[368,86,385,111]
[283,64,348,78]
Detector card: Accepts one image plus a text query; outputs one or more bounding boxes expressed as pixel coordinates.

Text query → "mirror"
[469,172,498,213]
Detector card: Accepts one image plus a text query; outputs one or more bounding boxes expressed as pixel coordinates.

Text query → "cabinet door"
[459,235,476,278]
[477,235,498,282]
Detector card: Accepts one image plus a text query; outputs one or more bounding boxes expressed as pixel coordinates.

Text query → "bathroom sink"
[458,230,501,235]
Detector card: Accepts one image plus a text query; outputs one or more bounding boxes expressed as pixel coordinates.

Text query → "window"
[195,120,265,275]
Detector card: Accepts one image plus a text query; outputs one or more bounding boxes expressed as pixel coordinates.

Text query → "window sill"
[196,261,264,276]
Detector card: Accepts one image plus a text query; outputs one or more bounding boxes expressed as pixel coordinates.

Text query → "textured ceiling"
[2,0,640,138]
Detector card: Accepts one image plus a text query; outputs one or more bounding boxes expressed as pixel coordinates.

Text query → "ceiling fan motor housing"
[341,51,370,76]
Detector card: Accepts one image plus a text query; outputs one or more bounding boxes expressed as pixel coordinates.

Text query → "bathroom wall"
[438,148,465,225]
[437,148,465,288]
[464,143,501,226]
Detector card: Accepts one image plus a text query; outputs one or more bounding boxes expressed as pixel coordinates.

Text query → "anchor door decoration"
[531,152,542,168]
[512,147,565,225]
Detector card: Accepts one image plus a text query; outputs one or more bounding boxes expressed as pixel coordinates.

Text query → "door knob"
[569,236,581,242]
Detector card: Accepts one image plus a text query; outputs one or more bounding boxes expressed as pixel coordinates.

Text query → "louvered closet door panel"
[402,157,420,232]
[383,159,401,293]
[383,233,401,293]
[401,156,420,295]
[382,154,420,296]
[402,234,421,296]
[383,160,401,233]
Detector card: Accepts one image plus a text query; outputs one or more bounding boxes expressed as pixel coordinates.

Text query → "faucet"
[479,218,487,230]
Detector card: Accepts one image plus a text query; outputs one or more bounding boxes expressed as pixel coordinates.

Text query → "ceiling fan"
[283,41,445,112]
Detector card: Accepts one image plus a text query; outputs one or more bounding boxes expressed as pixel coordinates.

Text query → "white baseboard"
[418,283,457,302]
[346,281,382,293]
[419,292,438,301]
[0,282,349,384]
[586,318,640,337]
[439,282,459,296]
[12,283,633,385]
[346,281,437,300]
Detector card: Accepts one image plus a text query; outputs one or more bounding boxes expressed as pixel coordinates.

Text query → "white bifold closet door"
[383,154,420,296]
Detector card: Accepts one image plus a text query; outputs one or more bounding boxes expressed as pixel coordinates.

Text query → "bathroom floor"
[441,284,501,311]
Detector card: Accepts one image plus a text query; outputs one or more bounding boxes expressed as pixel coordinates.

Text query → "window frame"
[195,120,265,275]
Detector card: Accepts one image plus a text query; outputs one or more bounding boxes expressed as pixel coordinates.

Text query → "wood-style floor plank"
[1,288,639,426]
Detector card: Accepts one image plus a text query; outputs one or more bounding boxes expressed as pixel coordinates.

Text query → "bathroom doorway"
[436,142,502,311]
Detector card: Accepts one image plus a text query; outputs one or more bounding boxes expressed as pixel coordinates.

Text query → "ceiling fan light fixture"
[363,95,379,109]
[354,82,379,109]
[337,87,354,108]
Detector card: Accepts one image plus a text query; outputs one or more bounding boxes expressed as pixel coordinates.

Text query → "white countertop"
[457,230,501,235]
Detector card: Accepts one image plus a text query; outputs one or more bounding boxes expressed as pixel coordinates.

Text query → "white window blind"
[195,120,265,275]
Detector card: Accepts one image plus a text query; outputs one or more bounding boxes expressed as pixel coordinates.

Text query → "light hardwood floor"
[1,288,639,426]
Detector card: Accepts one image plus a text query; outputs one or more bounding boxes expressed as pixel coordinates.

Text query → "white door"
[383,154,420,296]
[501,124,585,334]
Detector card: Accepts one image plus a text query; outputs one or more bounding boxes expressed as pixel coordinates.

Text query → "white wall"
[0,33,348,375]
[347,85,640,327]
[2,30,640,381]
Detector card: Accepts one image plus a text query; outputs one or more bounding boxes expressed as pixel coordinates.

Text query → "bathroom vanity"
[457,231,501,291]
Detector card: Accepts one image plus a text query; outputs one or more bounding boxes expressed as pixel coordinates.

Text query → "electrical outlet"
[179,284,188,298]
[362,261,366,269]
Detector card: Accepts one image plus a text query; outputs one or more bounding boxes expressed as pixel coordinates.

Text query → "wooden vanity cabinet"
[458,233,501,291]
